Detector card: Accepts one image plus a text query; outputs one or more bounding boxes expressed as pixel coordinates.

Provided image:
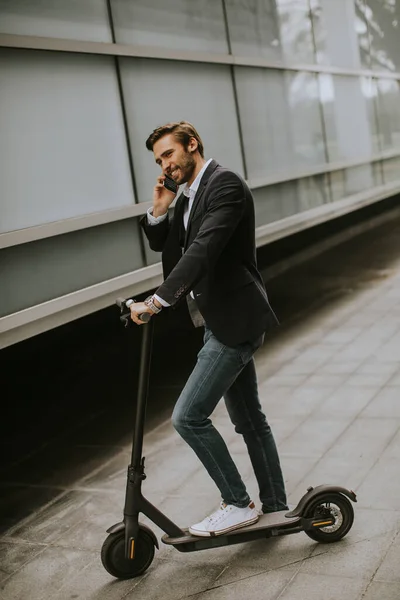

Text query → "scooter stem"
[131,317,154,469]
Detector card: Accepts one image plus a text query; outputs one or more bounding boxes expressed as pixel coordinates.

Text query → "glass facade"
[0,0,400,331]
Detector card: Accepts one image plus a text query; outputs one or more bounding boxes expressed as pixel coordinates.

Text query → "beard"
[169,150,196,185]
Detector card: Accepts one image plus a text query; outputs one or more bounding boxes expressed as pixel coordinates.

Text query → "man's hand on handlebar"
[129,302,155,325]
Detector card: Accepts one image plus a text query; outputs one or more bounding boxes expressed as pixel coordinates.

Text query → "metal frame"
[2,33,400,80]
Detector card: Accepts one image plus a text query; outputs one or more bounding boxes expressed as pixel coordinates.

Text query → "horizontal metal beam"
[0,202,152,249]
[1,33,400,80]
[1,150,399,249]
[1,179,399,349]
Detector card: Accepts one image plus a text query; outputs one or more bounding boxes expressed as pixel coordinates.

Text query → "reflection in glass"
[319,74,379,163]
[364,0,400,71]
[119,58,244,203]
[253,173,329,228]
[275,0,315,63]
[297,173,330,210]
[235,68,325,182]
[376,78,400,150]
[382,156,400,183]
[310,0,370,68]
[111,0,228,53]
[225,0,315,63]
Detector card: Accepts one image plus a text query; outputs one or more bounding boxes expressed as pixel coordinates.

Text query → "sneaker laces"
[206,502,233,525]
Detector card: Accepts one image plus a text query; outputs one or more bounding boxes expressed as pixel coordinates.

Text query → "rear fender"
[285,485,357,519]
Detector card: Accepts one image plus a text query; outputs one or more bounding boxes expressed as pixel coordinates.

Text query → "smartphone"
[163,175,178,194]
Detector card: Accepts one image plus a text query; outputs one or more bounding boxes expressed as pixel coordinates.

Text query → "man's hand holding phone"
[152,175,178,218]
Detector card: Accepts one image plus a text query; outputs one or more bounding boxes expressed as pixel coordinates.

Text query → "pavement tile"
[277,571,367,600]
[374,531,400,583]
[314,386,380,419]
[324,418,399,459]
[344,373,393,387]
[290,456,376,498]
[361,387,400,418]
[356,457,400,510]
[299,532,394,580]
[302,373,348,387]
[382,427,400,459]
[0,541,47,583]
[387,371,400,385]
[290,345,341,365]
[357,362,400,375]
[0,546,96,600]
[279,418,350,458]
[271,362,320,376]
[317,361,361,375]
[52,558,138,600]
[362,581,400,600]
[189,568,296,600]
[261,373,309,387]
[125,560,223,600]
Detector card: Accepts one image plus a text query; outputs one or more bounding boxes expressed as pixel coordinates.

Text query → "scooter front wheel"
[101,526,155,579]
[304,492,354,543]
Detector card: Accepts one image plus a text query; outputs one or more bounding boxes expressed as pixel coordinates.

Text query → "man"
[130,121,288,537]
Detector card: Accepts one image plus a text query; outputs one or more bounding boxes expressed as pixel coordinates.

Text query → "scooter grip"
[138,312,151,323]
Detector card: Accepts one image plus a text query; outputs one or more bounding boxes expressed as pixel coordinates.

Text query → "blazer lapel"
[184,160,219,250]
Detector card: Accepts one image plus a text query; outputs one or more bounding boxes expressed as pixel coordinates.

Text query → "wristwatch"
[144,295,162,314]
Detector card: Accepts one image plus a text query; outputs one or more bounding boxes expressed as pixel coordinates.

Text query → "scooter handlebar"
[116,297,152,326]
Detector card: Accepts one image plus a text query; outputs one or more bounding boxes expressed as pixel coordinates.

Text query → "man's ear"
[188,137,198,153]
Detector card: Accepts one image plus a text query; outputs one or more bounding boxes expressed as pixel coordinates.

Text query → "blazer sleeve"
[140,212,171,252]
[155,170,245,305]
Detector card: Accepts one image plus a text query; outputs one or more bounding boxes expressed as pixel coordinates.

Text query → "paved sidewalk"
[2,259,400,599]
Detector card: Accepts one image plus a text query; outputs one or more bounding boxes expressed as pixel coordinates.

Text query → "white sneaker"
[189,501,259,537]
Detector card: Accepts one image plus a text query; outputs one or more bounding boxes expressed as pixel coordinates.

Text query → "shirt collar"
[182,158,213,198]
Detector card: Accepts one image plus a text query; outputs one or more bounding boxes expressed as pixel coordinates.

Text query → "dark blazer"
[140,160,279,346]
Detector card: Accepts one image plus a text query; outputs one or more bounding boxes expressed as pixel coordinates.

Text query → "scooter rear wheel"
[304,492,354,543]
[101,526,155,579]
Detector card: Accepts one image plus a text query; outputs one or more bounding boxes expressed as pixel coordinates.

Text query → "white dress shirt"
[147,159,213,307]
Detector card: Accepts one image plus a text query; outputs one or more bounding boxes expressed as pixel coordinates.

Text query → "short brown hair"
[145,121,204,158]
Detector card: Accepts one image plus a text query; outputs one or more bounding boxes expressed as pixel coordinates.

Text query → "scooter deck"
[162,511,300,546]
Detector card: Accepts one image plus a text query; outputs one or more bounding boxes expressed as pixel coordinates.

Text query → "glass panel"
[297,173,330,211]
[119,58,244,203]
[310,0,370,68]
[320,74,380,163]
[0,0,111,42]
[0,49,134,233]
[344,163,375,194]
[275,0,316,63]
[235,68,325,182]
[253,182,299,228]
[364,0,400,71]
[0,219,144,318]
[253,174,329,229]
[382,156,400,183]
[329,169,346,201]
[376,78,400,151]
[226,0,315,63]
[111,0,228,53]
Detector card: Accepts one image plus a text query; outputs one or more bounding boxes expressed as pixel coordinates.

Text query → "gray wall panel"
[0,219,144,316]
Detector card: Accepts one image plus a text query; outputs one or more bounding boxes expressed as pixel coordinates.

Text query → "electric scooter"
[101,297,357,579]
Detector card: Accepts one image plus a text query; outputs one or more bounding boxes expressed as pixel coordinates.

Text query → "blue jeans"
[172,327,288,512]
